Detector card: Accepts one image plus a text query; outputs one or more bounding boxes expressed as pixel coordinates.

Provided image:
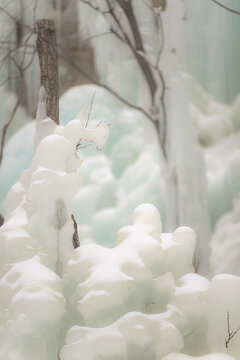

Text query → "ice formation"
[1,0,240,278]
[77,0,211,256]
[60,203,240,360]
[210,194,240,276]
[1,83,240,276]
[1,99,240,358]
[0,88,109,359]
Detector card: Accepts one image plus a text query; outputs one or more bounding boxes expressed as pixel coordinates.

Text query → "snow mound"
[163,354,236,360]
[60,311,183,360]
[62,204,240,360]
[0,101,109,359]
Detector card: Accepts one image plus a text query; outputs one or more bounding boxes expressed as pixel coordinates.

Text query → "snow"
[163,355,236,360]
[0,93,109,358]
[0,0,240,358]
[62,203,240,359]
[1,107,240,358]
[60,312,183,360]
[1,81,239,271]
[206,132,240,227]
[210,194,240,275]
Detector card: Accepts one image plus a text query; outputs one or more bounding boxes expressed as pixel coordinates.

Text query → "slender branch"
[210,0,240,15]
[71,214,80,249]
[0,47,35,55]
[225,311,240,348]
[79,0,128,45]
[0,41,35,48]
[105,0,134,46]
[77,143,93,150]
[140,2,167,149]
[116,0,157,101]
[79,0,99,12]
[33,0,39,25]
[0,5,36,166]
[85,92,95,128]
[0,6,35,32]
[0,75,22,87]
[80,0,157,102]
[58,49,154,123]
[78,0,167,160]
[79,31,113,48]
[22,49,36,71]
[192,246,201,274]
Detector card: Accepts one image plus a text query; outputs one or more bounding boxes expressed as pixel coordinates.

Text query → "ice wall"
[185,0,240,104]
[1,79,239,276]
[210,193,240,276]
[77,0,211,270]
[0,85,165,249]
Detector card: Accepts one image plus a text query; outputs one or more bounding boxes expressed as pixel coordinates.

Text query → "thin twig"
[210,0,240,15]
[0,6,35,32]
[33,0,39,25]
[22,49,36,71]
[79,31,112,48]
[116,0,157,101]
[71,214,80,249]
[78,0,167,161]
[0,2,36,166]
[85,92,95,128]
[0,41,35,48]
[203,266,216,277]
[79,0,99,12]
[77,143,93,150]
[0,74,23,87]
[192,246,201,274]
[225,311,240,348]
[0,47,35,55]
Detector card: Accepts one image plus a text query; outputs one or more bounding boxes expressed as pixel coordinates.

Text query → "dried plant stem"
[225,311,240,348]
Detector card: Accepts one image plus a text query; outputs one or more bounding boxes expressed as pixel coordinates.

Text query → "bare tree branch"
[0,41,35,48]
[78,0,168,160]
[85,92,95,128]
[0,6,35,32]
[0,4,36,166]
[80,0,157,103]
[192,246,201,274]
[210,0,240,15]
[71,214,80,249]
[80,0,99,12]
[58,48,154,123]
[79,31,113,48]
[225,311,240,348]
[116,0,157,102]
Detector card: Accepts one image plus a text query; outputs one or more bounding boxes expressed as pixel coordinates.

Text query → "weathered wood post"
[36,19,59,124]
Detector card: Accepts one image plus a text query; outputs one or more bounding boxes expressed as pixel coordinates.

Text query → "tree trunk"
[36,19,59,124]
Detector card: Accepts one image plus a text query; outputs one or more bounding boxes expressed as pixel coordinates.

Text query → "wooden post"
[36,19,59,124]
[0,213,4,226]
